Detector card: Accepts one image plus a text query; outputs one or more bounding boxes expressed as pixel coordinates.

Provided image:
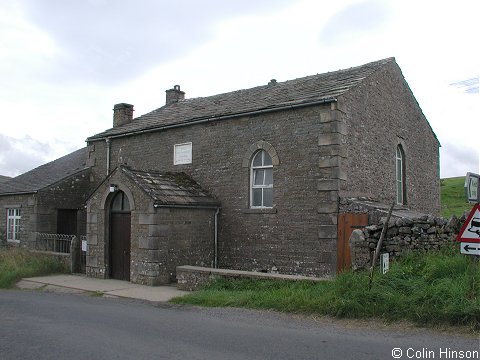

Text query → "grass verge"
[0,247,69,289]
[171,246,479,330]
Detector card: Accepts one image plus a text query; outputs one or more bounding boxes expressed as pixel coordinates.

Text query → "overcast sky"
[0,0,478,178]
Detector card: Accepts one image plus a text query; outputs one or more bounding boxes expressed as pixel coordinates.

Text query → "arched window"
[251,150,273,208]
[396,145,406,205]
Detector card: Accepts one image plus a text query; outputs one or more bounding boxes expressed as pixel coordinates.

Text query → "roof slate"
[121,167,220,208]
[88,58,395,140]
[0,175,11,184]
[0,147,89,195]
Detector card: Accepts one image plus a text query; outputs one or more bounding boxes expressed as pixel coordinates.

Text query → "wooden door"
[110,213,131,281]
[337,213,368,273]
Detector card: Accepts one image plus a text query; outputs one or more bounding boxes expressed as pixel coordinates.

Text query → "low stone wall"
[350,214,463,271]
[176,265,329,291]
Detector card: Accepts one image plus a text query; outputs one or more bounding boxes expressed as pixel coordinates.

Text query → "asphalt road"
[1,290,478,360]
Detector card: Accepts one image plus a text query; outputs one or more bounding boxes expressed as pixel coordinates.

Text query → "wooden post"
[368,201,395,289]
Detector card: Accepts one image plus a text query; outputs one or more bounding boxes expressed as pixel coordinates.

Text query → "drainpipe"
[105,138,111,175]
[214,207,220,269]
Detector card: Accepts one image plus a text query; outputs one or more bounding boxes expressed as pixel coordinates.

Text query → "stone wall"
[88,103,342,278]
[350,213,463,271]
[85,61,440,278]
[0,169,92,249]
[36,168,92,236]
[86,168,217,285]
[176,265,327,291]
[0,193,36,247]
[338,60,440,215]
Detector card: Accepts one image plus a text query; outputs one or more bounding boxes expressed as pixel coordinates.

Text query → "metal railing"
[35,233,75,254]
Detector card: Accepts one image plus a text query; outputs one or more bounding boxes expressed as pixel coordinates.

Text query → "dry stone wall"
[350,213,464,271]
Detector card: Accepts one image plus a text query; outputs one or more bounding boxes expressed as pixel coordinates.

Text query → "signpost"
[381,253,389,274]
[465,172,480,203]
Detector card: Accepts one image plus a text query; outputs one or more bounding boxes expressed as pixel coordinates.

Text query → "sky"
[0,0,478,179]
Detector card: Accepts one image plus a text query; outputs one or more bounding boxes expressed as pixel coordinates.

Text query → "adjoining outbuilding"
[0,148,92,248]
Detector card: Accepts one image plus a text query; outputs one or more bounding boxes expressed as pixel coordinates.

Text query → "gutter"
[153,204,220,209]
[88,97,337,142]
[0,190,37,196]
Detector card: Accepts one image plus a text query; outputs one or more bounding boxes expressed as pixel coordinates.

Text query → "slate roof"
[121,167,220,208]
[88,57,395,140]
[0,175,11,184]
[0,147,89,195]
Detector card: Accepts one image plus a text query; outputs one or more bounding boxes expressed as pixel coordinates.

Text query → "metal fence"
[35,233,75,254]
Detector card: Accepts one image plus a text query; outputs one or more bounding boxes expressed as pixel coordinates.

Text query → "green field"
[441,176,474,218]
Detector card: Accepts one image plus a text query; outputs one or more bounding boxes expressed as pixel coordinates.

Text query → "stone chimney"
[113,103,134,127]
[165,85,185,105]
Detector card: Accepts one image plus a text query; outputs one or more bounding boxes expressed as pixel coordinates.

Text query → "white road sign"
[457,204,480,243]
[465,172,480,203]
[460,243,480,256]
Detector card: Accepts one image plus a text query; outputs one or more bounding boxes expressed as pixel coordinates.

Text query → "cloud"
[18,0,290,86]
[449,77,479,94]
[440,142,479,178]
[0,134,54,177]
[319,0,391,46]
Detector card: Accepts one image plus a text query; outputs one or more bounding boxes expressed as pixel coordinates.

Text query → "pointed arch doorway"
[110,191,131,281]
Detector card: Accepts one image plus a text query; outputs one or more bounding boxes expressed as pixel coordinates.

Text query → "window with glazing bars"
[250,150,273,208]
[6,208,21,241]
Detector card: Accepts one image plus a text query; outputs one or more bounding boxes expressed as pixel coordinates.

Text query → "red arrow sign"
[456,204,480,243]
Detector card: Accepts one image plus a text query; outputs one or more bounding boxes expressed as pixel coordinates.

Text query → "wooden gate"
[337,213,368,273]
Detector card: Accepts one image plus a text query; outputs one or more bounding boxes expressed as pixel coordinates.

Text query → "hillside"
[441,176,474,218]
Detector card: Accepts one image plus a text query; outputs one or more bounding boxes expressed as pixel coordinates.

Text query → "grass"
[171,246,480,329]
[0,247,69,289]
[441,176,473,218]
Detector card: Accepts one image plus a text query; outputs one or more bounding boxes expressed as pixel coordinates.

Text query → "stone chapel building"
[0,58,440,285]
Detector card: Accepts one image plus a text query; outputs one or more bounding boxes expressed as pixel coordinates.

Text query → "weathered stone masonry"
[86,167,217,285]
[342,199,464,271]
[88,104,344,278]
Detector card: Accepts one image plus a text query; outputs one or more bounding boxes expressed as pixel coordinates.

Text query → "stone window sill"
[243,208,277,214]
